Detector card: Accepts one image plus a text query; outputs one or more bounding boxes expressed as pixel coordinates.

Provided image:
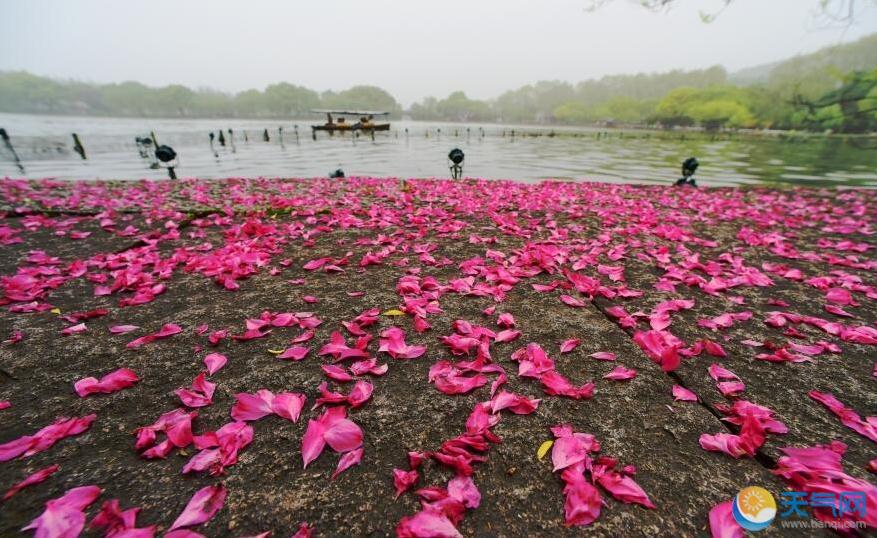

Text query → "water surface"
[1,113,875,187]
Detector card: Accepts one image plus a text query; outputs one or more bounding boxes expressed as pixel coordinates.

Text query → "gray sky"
[2,0,876,106]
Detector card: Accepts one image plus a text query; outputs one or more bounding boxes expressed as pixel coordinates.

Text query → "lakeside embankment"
[1,177,876,536]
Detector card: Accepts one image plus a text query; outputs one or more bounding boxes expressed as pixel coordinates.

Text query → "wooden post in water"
[72,133,87,159]
[0,128,25,173]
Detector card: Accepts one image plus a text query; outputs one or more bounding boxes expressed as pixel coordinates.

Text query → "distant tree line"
[1,33,875,132]
[0,73,401,119]
[410,33,877,133]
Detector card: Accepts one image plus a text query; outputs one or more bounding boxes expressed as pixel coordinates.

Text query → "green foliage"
[0,72,397,118]
[320,85,401,114]
[410,91,492,121]
[0,32,875,132]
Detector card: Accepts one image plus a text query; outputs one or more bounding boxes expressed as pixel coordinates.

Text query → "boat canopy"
[312,109,390,116]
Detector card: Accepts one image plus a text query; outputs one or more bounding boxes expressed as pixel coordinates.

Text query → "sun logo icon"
[732,486,777,531]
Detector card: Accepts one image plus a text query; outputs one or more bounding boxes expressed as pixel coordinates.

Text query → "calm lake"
[1,113,876,186]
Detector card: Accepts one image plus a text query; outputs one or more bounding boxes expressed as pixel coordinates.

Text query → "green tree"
[689,99,754,130]
[321,85,400,115]
[264,83,320,117]
[552,102,596,124]
[155,84,195,116]
[653,87,700,127]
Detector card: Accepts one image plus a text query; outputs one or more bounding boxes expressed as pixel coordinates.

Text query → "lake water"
[1,113,876,186]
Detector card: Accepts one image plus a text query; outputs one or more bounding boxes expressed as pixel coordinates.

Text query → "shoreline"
[3,111,876,140]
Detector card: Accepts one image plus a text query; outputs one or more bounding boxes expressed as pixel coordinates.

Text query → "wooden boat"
[311,110,390,135]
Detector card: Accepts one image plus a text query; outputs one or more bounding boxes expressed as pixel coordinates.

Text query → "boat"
[311,109,391,135]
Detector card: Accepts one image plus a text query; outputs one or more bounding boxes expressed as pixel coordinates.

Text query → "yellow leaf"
[383,309,404,316]
[267,349,284,355]
[537,440,554,461]
[50,308,61,315]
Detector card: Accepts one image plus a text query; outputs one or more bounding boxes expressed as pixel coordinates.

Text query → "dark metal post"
[72,133,86,159]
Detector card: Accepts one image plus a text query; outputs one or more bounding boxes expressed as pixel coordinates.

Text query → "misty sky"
[2,0,876,106]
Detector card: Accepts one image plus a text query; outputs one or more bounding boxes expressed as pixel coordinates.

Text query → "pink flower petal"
[170,484,227,530]
[560,338,580,353]
[3,464,59,501]
[301,419,327,468]
[331,447,364,479]
[109,325,139,334]
[202,353,227,375]
[74,368,138,397]
[708,500,743,538]
[22,485,102,537]
[560,294,586,307]
[603,365,637,381]
[278,346,309,361]
[671,385,699,402]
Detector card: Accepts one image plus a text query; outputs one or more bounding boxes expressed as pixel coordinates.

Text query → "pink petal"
[560,339,580,353]
[396,510,462,538]
[393,468,419,498]
[331,447,364,479]
[230,391,273,421]
[61,323,87,336]
[347,381,374,408]
[562,473,601,526]
[323,418,364,453]
[594,467,655,508]
[202,353,227,375]
[301,420,327,468]
[494,329,521,343]
[3,464,59,501]
[109,325,139,334]
[551,433,598,472]
[560,294,586,307]
[603,365,637,381]
[278,346,309,361]
[0,415,96,462]
[22,485,102,537]
[74,368,139,397]
[170,484,227,530]
[175,373,215,408]
[708,500,743,538]
[448,475,481,508]
[271,393,306,422]
[717,381,746,398]
[826,287,853,305]
[671,385,699,402]
[322,364,354,382]
[589,351,616,361]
